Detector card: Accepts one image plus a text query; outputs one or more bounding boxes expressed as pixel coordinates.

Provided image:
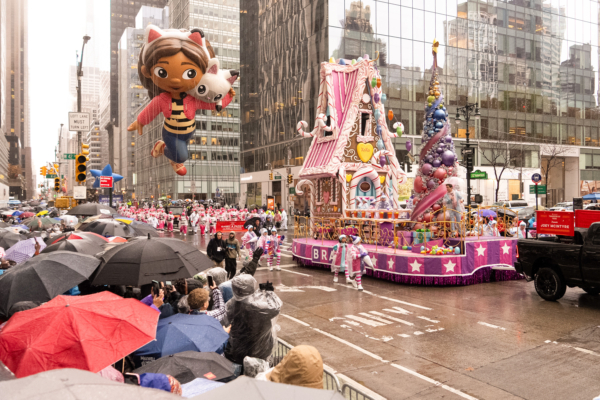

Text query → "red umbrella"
[20,212,34,218]
[107,236,127,243]
[0,291,159,378]
[69,231,109,244]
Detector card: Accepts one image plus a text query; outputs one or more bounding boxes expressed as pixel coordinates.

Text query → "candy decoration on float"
[410,39,458,223]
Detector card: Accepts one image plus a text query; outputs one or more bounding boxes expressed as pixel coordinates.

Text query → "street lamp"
[76,35,91,149]
[455,103,480,207]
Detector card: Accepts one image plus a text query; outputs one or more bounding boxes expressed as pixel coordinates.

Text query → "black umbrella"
[45,231,73,245]
[91,237,209,286]
[0,251,100,318]
[0,230,26,249]
[132,351,234,384]
[193,376,344,399]
[29,201,40,206]
[0,368,180,400]
[0,222,9,228]
[0,360,14,382]
[244,217,261,230]
[66,203,117,217]
[41,238,105,256]
[82,220,137,238]
[26,231,46,239]
[129,221,160,237]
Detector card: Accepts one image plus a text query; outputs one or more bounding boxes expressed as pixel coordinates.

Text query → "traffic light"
[269,173,273,180]
[40,166,47,176]
[287,174,293,184]
[54,178,60,192]
[465,154,474,172]
[53,163,59,173]
[75,144,90,183]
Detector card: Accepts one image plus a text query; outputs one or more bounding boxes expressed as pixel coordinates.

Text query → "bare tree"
[539,142,574,206]
[478,137,521,203]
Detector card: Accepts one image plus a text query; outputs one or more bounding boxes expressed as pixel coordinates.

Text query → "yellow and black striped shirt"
[164,98,196,134]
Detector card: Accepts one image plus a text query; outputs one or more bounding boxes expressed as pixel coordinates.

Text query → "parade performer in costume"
[209,215,217,234]
[127,25,235,176]
[190,209,199,234]
[148,213,158,229]
[266,228,284,271]
[350,236,372,291]
[331,235,358,284]
[442,182,464,234]
[179,212,188,235]
[256,228,270,266]
[199,212,207,235]
[241,226,258,261]
[280,208,288,231]
[166,211,174,232]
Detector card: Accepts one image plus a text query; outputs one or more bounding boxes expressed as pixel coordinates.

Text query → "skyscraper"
[4,0,30,199]
[0,0,10,204]
[131,0,241,203]
[241,0,600,207]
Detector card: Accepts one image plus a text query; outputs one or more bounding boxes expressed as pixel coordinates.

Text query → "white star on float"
[501,243,511,255]
[371,257,377,269]
[476,245,486,257]
[444,260,456,273]
[388,259,395,270]
[410,260,422,272]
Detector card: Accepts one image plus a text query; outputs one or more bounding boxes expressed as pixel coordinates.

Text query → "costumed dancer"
[280,208,288,230]
[209,215,217,234]
[166,211,174,232]
[199,212,207,235]
[241,226,258,261]
[267,228,284,271]
[179,212,188,235]
[190,209,199,234]
[158,212,166,231]
[256,228,270,266]
[330,235,358,284]
[127,25,235,176]
[350,235,371,291]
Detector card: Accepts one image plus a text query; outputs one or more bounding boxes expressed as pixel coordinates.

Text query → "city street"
[170,229,600,400]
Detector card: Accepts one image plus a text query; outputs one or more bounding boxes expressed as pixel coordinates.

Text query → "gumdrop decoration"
[371,77,377,88]
[329,57,335,63]
[339,59,346,65]
[382,94,387,103]
[387,110,394,121]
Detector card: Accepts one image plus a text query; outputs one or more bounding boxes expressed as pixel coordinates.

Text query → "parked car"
[549,202,573,211]
[515,222,600,300]
[491,200,529,210]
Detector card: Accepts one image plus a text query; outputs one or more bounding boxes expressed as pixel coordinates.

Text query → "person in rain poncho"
[241,226,258,261]
[256,345,324,389]
[189,210,199,235]
[255,228,270,266]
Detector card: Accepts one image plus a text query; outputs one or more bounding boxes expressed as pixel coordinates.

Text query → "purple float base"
[294,257,522,286]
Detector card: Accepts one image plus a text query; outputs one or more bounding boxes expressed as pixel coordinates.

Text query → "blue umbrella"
[132,314,229,368]
[477,209,497,218]
[12,211,23,217]
[583,192,600,200]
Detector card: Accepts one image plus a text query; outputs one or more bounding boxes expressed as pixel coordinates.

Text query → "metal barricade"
[341,383,377,400]
[323,365,342,392]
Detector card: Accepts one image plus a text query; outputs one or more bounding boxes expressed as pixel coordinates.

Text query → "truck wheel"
[583,287,600,295]
[534,267,566,301]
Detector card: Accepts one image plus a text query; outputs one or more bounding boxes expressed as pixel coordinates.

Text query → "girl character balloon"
[128,25,235,176]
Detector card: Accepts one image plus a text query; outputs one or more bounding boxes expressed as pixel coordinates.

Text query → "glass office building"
[241,0,600,205]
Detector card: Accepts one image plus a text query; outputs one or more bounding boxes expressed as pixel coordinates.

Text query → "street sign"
[461,148,474,155]
[289,187,296,195]
[45,174,57,179]
[68,112,91,132]
[470,170,488,179]
[62,153,76,160]
[274,175,282,180]
[99,176,113,188]
[529,184,547,194]
[531,173,542,183]
[73,186,86,199]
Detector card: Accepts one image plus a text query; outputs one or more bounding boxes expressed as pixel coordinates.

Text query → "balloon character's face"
[141,51,204,95]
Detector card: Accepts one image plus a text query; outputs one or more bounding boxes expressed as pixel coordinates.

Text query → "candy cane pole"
[338,166,347,215]
[296,179,316,235]
[296,121,315,138]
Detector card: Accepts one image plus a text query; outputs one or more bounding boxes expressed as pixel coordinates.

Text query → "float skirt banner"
[536,211,574,236]
[575,209,600,229]
[216,221,246,232]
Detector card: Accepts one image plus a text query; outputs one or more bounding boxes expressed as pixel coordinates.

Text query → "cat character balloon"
[127,25,236,176]
[186,29,239,111]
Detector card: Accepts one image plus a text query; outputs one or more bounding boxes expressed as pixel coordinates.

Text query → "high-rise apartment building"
[240,0,600,208]
[69,66,103,123]
[116,6,169,198]
[0,0,11,204]
[3,0,30,199]
[132,0,241,203]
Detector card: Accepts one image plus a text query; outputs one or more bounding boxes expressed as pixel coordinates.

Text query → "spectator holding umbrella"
[207,231,226,268]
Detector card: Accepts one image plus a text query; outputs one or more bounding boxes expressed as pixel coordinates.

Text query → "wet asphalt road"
[169,228,600,400]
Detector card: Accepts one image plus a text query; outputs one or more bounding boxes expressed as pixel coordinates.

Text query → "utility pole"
[76,35,91,150]
[455,103,480,207]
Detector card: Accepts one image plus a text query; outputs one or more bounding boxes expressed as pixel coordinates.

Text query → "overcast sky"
[29,0,109,183]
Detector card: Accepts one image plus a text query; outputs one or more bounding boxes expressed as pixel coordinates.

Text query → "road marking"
[280,269,312,277]
[414,331,424,335]
[369,311,414,326]
[574,347,600,357]
[478,322,506,331]
[335,285,433,310]
[383,307,412,315]
[277,285,336,292]
[344,320,361,327]
[345,315,387,327]
[390,364,479,400]
[398,334,411,338]
[256,264,297,270]
[282,314,479,399]
[359,312,394,325]
[417,316,440,323]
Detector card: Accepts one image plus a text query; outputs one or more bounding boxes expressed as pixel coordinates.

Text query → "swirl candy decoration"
[410,39,458,222]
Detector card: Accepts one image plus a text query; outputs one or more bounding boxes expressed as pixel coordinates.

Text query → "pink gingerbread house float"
[295,54,407,227]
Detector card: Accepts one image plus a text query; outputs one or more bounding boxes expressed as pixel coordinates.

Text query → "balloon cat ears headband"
[141,24,205,61]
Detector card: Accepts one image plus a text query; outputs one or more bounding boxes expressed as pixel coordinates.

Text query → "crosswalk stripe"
[345,315,386,327]
[358,312,394,325]
[417,316,440,323]
[369,311,415,326]
[383,307,412,315]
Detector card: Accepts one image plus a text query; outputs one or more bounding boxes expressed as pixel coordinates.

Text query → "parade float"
[291,41,522,286]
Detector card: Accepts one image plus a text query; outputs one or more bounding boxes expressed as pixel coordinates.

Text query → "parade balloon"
[421,163,432,175]
[427,180,436,189]
[414,176,424,193]
[432,159,441,167]
[388,110,394,120]
[444,136,452,143]
[406,140,412,152]
[433,168,447,181]
[434,109,446,120]
[442,150,455,166]
[436,147,444,153]
[426,155,434,163]
[435,121,444,129]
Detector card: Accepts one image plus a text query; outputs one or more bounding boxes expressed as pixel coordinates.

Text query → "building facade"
[0,0,11,204]
[3,0,30,199]
[240,0,600,208]
[132,0,241,204]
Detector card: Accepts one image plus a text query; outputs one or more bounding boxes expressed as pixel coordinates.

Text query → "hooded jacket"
[239,247,263,276]
[225,232,240,259]
[266,345,324,389]
[207,236,226,262]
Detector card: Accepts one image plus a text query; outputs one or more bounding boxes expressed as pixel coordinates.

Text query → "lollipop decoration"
[410,39,459,221]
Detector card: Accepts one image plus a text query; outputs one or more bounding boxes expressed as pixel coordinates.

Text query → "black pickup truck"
[515,223,600,300]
